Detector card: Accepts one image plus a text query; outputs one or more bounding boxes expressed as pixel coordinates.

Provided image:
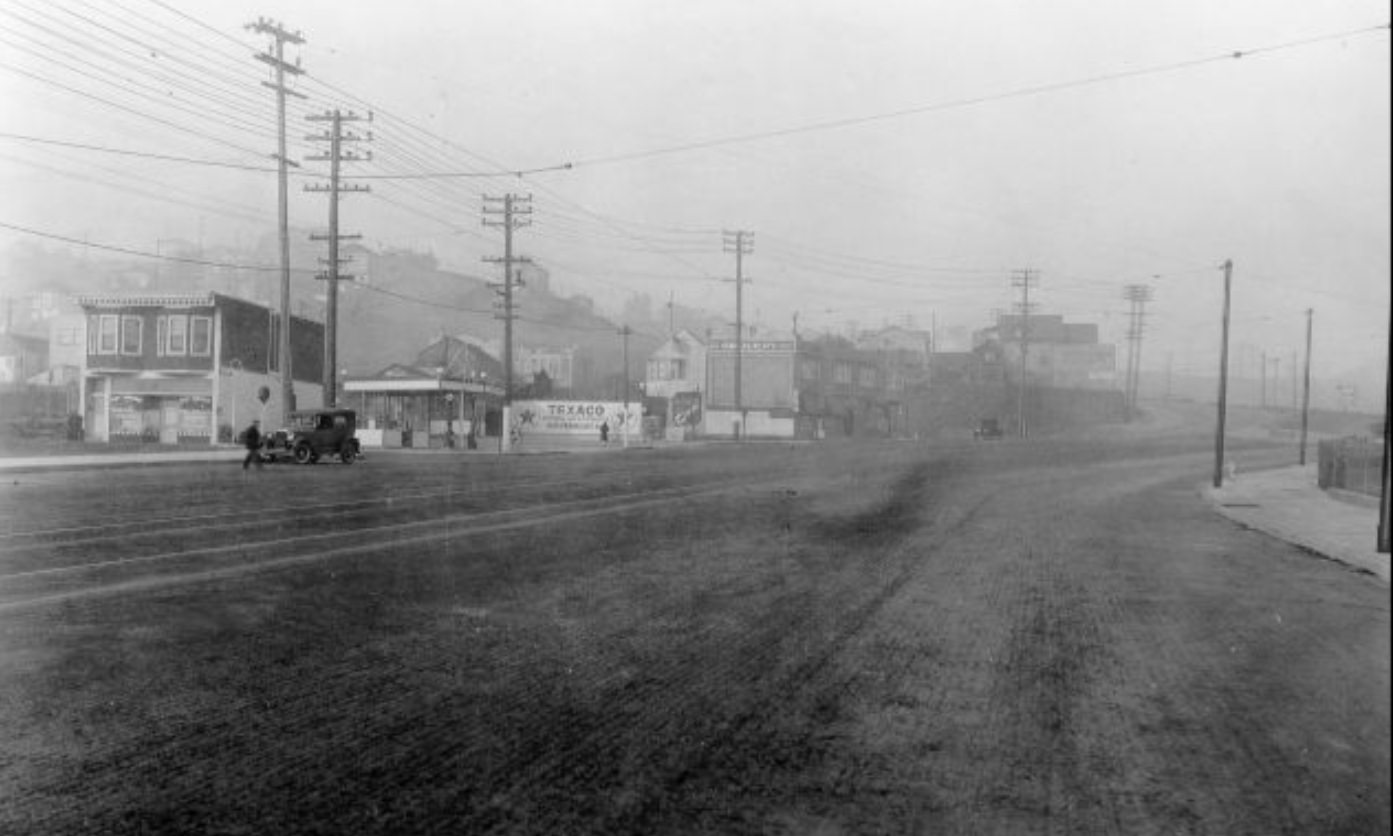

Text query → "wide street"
[0,426,1388,835]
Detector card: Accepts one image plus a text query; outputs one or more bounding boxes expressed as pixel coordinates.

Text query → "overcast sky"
[2,1,1388,393]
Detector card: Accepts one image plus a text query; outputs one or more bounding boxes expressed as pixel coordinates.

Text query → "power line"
[557,23,1390,170]
[0,219,286,271]
[0,132,279,173]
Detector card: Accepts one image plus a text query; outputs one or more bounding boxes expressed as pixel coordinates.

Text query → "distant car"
[974,418,1004,440]
[261,408,361,464]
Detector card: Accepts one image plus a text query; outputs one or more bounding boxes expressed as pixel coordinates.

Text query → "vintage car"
[261,408,361,464]
[973,418,1004,440]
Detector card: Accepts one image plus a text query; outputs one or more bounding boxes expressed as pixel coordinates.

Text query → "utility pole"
[618,324,632,447]
[1012,268,1037,437]
[483,194,532,452]
[1379,291,1391,552]
[723,230,753,440]
[1122,284,1153,421]
[1299,308,1313,466]
[305,109,370,408]
[1260,350,1268,409]
[1214,259,1233,488]
[246,18,304,427]
[1290,349,1299,411]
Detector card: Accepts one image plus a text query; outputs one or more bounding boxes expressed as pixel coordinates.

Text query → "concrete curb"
[1203,465,1389,586]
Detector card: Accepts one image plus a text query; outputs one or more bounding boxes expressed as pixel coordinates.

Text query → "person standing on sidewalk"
[599,420,610,446]
[242,419,263,471]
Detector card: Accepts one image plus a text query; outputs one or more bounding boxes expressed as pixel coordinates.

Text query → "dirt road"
[0,437,1386,834]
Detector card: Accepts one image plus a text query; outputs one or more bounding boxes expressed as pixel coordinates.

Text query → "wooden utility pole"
[1012,269,1037,437]
[1299,308,1313,465]
[305,109,370,408]
[1213,259,1233,488]
[1379,298,1391,553]
[723,230,753,439]
[483,194,532,452]
[1260,350,1268,408]
[246,18,304,426]
[618,324,633,447]
[1123,284,1153,421]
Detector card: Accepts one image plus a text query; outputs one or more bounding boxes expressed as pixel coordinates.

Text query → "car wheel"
[293,444,313,464]
[340,448,356,464]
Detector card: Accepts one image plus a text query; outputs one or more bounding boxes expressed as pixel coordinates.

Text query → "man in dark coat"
[242,419,263,470]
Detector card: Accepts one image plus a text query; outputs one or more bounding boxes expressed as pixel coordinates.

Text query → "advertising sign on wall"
[510,400,640,435]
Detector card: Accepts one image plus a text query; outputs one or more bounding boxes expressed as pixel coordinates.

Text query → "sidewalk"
[1205,464,1389,585]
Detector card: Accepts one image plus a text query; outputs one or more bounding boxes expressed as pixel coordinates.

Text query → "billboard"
[510,400,641,436]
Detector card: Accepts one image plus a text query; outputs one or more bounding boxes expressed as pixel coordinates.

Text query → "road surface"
[0,433,1387,834]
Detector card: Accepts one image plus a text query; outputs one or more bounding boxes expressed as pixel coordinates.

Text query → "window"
[166,315,187,356]
[120,316,143,355]
[156,317,167,357]
[97,315,118,354]
[191,316,212,356]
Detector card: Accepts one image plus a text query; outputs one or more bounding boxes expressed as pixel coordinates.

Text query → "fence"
[1317,437,1385,498]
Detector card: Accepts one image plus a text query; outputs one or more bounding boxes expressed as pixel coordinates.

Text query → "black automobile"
[261,408,361,464]
[974,418,1004,440]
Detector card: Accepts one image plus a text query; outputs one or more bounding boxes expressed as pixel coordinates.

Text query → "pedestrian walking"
[599,420,610,445]
[242,419,263,471]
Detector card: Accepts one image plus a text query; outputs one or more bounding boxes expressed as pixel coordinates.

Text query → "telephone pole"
[1214,259,1234,488]
[1260,350,1268,408]
[1122,284,1153,421]
[483,194,532,452]
[1012,268,1037,437]
[1299,308,1313,465]
[246,18,304,426]
[617,325,633,407]
[618,324,633,447]
[723,230,753,439]
[305,109,370,408]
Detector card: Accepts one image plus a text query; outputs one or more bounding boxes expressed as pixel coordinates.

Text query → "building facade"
[977,314,1117,390]
[77,293,324,444]
[343,335,504,448]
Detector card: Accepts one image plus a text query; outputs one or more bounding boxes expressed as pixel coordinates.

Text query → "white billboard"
[510,400,641,436]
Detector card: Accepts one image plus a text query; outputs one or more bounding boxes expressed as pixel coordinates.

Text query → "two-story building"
[642,329,707,439]
[77,293,324,444]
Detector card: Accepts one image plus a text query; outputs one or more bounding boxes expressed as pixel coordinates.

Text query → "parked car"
[974,418,1004,440]
[261,408,361,464]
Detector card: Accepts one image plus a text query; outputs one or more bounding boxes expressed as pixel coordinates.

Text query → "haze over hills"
[4,235,1382,409]
[1,237,729,397]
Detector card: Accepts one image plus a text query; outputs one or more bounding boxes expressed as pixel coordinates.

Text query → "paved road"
[0,436,1387,834]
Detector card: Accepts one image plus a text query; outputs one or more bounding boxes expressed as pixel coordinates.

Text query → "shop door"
[161,401,180,444]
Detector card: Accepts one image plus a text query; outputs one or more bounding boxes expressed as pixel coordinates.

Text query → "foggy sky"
[2,0,1388,395]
